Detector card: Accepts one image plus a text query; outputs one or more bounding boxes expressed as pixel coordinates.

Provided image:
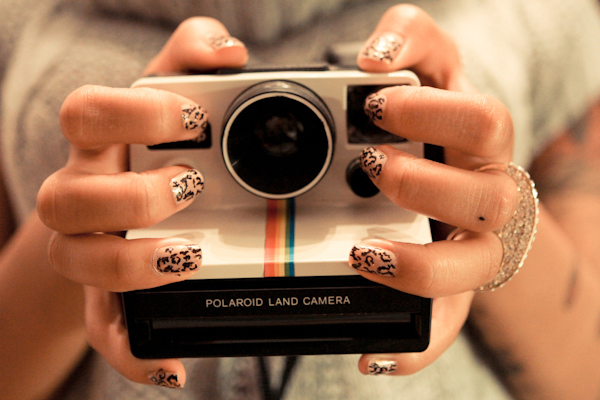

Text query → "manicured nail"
[364,92,386,122]
[182,104,208,132]
[349,244,397,277]
[171,169,204,204]
[153,244,202,275]
[148,369,183,388]
[360,33,403,64]
[367,360,397,375]
[205,34,245,50]
[360,147,387,180]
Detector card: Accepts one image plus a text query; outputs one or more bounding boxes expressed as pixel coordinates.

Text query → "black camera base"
[123,276,431,359]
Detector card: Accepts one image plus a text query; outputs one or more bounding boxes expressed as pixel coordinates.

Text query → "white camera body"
[123,67,433,359]
[126,67,431,279]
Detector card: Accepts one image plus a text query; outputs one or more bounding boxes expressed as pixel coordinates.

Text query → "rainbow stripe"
[264,199,295,277]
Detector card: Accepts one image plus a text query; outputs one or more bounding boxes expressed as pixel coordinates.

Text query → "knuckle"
[37,174,60,230]
[491,176,519,227]
[495,189,518,228]
[47,232,68,273]
[37,172,74,232]
[84,323,101,351]
[473,95,514,157]
[60,85,103,149]
[113,244,138,291]
[388,157,425,207]
[84,307,105,353]
[128,173,163,228]
[482,238,501,284]
[127,87,168,145]
[411,247,446,297]
[475,175,518,231]
[148,89,170,145]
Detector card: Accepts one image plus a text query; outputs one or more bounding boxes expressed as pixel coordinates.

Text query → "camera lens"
[222,81,334,199]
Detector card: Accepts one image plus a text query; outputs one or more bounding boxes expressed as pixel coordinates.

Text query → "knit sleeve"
[430,0,600,166]
[0,0,171,222]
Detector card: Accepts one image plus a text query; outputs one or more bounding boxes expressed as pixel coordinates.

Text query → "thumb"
[144,17,248,75]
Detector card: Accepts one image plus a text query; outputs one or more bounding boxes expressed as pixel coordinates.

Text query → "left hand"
[351,4,518,375]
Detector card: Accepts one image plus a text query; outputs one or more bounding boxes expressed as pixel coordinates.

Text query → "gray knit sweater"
[1,0,600,399]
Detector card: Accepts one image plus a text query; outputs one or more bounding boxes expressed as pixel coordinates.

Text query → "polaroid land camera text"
[123,66,432,358]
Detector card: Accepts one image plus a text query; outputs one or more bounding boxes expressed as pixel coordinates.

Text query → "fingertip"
[358,4,463,89]
[84,288,187,388]
[145,17,248,75]
[203,34,249,64]
[358,295,474,377]
[182,32,248,71]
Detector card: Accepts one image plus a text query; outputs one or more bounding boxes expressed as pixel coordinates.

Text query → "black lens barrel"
[222,81,335,199]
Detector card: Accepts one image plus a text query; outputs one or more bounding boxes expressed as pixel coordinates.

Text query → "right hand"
[36,17,248,388]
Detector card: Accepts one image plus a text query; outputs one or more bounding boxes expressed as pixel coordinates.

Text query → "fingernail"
[205,34,245,50]
[349,244,397,277]
[148,369,183,388]
[360,147,387,180]
[364,92,387,123]
[171,169,204,204]
[367,360,397,375]
[360,32,403,64]
[153,244,202,275]
[182,104,208,132]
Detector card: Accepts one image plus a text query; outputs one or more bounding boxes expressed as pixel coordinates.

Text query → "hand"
[36,17,248,388]
[351,5,518,375]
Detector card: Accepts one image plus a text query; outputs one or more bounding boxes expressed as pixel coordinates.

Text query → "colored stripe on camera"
[264,199,295,277]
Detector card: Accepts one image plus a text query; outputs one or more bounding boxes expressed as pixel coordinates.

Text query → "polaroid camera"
[123,65,432,358]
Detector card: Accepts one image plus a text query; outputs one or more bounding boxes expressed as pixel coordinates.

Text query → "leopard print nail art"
[361,33,403,64]
[149,369,182,389]
[171,169,204,204]
[368,361,397,375]
[182,104,208,132]
[154,244,202,275]
[349,244,397,277]
[205,34,244,50]
[360,147,387,180]
[364,92,386,122]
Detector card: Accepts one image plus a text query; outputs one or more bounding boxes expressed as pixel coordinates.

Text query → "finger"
[48,233,202,292]
[359,147,518,232]
[60,85,209,150]
[357,4,470,91]
[358,292,473,375]
[85,287,186,388]
[38,166,203,234]
[363,86,514,163]
[144,17,248,75]
[348,232,502,298]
